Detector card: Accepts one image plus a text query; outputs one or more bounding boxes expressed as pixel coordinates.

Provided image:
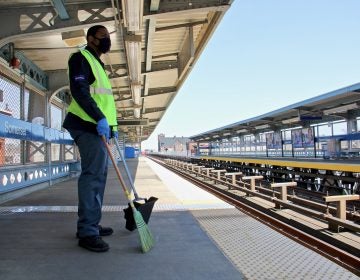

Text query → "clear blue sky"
[142,0,360,150]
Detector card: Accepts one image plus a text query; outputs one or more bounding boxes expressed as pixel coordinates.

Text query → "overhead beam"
[50,0,69,20]
[0,2,229,44]
[146,18,156,72]
[178,26,194,81]
[150,60,178,72]
[45,59,178,88]
[156,20,208,32]
[117,119,149,126]
[143,107,166,114]
[117,104,142,110]
[114,90,132,102]
[142,75,150,115]
[152,52,178,59]
[109,59,178,77]
[0,1,114,46]
[147,86,177,97]
[144,0,230,14]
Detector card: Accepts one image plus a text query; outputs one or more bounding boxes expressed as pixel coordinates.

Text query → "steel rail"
[148,156,360,277]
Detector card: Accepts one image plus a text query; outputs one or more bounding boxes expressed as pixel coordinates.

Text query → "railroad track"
[148,155,360,277]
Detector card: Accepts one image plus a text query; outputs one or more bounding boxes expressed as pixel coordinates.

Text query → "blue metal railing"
[0,113,76,194]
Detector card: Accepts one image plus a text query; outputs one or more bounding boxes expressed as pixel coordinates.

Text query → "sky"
[141,0,360,150]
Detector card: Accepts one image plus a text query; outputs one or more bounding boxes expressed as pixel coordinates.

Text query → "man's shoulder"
[68,50,90,69]
[69,50,85,62]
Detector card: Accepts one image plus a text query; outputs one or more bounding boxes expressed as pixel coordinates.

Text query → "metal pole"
[114,139,143,200]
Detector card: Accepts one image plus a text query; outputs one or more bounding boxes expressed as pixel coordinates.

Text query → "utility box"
[125,146,135,158]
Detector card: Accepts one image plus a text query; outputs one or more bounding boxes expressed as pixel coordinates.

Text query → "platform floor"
[0,157,358,280]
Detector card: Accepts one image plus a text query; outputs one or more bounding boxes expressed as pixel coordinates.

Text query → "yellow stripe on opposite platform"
[201,156,360,173]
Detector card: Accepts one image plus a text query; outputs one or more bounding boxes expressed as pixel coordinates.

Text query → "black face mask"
[95,36,111,53]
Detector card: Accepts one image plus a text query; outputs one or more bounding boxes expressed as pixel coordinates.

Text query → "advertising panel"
[266,132,282,149]
[302,128,314,147]
[291,129,303,148]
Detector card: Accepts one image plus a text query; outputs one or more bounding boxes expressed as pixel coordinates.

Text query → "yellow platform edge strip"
[200,156,360,173]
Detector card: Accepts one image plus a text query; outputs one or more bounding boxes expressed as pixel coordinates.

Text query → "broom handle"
[114,140,140,200]
[102,136,132,200]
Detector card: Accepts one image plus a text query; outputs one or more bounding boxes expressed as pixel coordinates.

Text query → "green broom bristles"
[132,206,155,253]
[103,137,155,253]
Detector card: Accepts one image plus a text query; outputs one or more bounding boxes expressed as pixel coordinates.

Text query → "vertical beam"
[49,0,70,20]
[189,26,195,58]
[150,0,160,12]
[178,26,195,81]
[142,75,150,116]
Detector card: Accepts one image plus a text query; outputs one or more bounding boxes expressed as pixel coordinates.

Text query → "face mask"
[95,37,111,53]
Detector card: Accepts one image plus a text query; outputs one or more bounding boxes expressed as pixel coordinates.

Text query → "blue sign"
[31,123,45,141]
[0,113,74,145]
[0,114,31,140]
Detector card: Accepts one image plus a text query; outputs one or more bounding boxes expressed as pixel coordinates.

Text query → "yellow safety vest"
[67,49,117,127]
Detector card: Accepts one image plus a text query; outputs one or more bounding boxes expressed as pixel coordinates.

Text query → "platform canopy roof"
[190,83,360,141]
[0,0,233,143]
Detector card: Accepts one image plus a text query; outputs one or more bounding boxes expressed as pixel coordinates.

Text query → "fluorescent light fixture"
[223,132,231,136]
[61,30,86,47]
[125,35,142,83]
[282,117,300,124]
[122,0,143,32]
[236,129,248,133]
[212,134,219,138]
[323,103,359,115]
[255,124,270,130]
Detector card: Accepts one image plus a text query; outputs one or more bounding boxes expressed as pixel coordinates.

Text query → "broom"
[114,139,144,201]
[102,136,154,253]
[114,140,158,231]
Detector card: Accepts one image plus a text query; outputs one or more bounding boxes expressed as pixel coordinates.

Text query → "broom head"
[133,207,155,253]
[124,196,158,231]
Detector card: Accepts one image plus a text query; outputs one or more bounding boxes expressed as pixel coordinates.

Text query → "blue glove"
[96,118,110,140]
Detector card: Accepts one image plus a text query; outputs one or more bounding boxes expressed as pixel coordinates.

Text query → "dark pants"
[68,129,108,237]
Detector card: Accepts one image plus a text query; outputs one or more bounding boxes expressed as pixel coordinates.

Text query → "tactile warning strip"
[191,208,358,280]
[0,203,233,215]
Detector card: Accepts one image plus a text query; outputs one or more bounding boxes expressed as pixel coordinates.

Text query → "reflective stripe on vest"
[67,49,117,126]
[89,87,113,95]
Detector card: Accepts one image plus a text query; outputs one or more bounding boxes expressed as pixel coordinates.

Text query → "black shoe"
[78,236,109,252]
[76,225,113,238]
[98,225,113,236]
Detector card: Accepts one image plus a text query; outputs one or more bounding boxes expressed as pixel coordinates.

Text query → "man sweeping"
[63,25,118,252]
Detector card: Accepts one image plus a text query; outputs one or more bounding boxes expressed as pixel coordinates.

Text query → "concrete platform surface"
[0,157,243,280]
[0,211,243,280]
[0,157,359,280]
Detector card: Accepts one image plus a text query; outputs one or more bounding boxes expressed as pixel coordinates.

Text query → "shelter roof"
[190,83,360,141]
[0,0,233,143]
